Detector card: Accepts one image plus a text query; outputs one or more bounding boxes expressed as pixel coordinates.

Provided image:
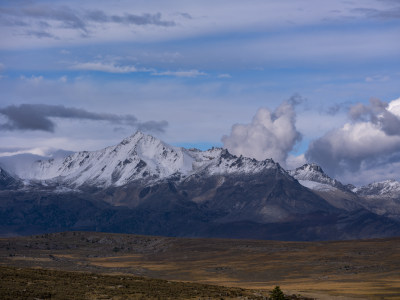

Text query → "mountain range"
[1,131,400,240]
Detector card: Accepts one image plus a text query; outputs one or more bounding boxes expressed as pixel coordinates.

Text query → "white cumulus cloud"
[222,101,301,166]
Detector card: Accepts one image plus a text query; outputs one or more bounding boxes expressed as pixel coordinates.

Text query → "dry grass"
[0,266,269,299]
[1,232,400,299]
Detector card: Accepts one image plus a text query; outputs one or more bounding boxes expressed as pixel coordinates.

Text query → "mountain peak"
[354,179,400,197]
[289,163,346,190]
[120,131,156,145]
[298,163,324,174]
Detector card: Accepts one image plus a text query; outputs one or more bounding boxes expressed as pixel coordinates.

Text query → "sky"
[0,0,399,185]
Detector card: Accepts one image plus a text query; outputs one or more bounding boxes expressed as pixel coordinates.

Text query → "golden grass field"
[1,232,400,299]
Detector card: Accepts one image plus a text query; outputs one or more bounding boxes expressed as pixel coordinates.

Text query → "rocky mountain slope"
[0,167,21,190]
[352,180,400,221]
[288,164,363,212]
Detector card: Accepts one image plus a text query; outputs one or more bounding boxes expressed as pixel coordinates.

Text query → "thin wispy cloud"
[0,5,176,31]
[152,69,206,78]
[365,75,390,82]
[352,6,400,20]
[71,62,139,73]
[25,30,57,39]
[85,11,175,27]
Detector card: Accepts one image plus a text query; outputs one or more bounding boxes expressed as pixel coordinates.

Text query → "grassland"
[1,232,400,299]
[0,266,276,299]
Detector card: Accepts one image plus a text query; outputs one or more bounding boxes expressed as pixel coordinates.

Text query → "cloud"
[21,5,87,31]
[152,69,206,78]
[218,73,232,79]
[109,12,175,27]
[25,30,57,39]
[365,75,390,82]
[70,62,139,73]
[349,98,400,136]
[352,6,400,20]
[20,75,44,84]
[326,103,345,116]
[287,93,307,107]
[85,10,175,26]
[286,154,307,170]
[222,99,302,166]
[0,104,168,133]
[178,12,192,20]
[0,5,175,33]
[306,97,400,180]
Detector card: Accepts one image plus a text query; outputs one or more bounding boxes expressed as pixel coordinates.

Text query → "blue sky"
[0,0,399,185]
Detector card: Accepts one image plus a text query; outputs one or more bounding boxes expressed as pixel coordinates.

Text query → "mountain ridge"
[12,131,284,189]
[1,131,400,240]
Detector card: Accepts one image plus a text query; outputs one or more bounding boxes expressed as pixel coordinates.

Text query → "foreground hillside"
[1,232,400,299]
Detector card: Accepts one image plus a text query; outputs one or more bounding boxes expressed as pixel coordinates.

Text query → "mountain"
[0,150,73,177]
[288,164,363,211]
[17,132,286,189]
[16,132,217,187]
[352,180,400,221]
[289,165,400,222]
[0,167,21,190]
[354,180,400,198]
[288,163,345,189]
[1,131,400,240]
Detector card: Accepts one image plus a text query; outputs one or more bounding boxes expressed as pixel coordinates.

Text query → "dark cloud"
[85,10,108,23]
[22,5,87,31]
[86,10,175,26]
[111,12,175,27]
[352,6,400,20]
[349,98,400,136]
[178,12,192,19]
[0,5,87,34]
[287,93,307,107]
[326,103,347,115]
[0,5,175,34]
[306,98,400,178]
[86,10,176,27]
[0,104,168,133]
[0,17,28,27]
[25,30,57,39]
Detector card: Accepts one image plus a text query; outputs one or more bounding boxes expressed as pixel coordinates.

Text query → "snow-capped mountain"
[288,163,346,191]
[16,131,282,188]
[2,132,400,240]
[352,180,400,221]
[288,163,362,211]
[354,180,400,198]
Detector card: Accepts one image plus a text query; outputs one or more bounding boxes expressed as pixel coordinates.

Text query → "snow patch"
[299,180,337,192]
